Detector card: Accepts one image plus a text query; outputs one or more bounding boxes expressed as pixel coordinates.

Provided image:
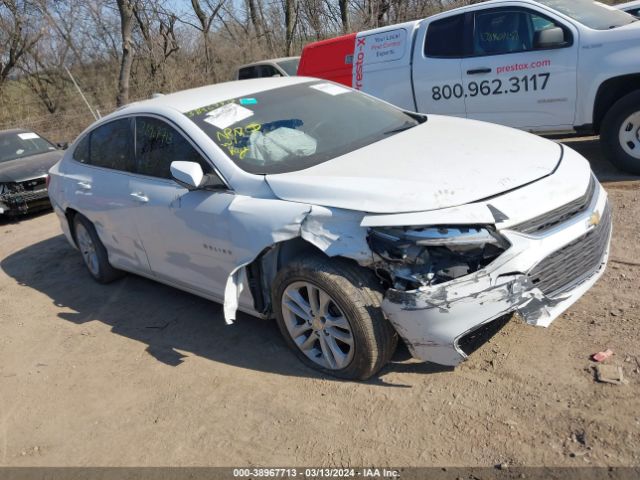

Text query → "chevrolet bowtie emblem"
[588,211,601,227]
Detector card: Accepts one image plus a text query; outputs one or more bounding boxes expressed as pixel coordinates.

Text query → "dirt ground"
[0,137,639,468]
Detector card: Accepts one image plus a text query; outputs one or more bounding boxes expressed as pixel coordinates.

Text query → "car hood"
[265,115,562,214]
[0,150,63,183]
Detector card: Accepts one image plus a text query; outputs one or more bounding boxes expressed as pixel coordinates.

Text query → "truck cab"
[235,57,300,80]
[298,0,640,174]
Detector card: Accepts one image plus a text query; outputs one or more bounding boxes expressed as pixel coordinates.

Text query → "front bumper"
[381,181,611,366]
[0,188,51,216]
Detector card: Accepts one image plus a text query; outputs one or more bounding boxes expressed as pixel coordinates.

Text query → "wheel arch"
[593,74,640,133]
[65,207,80,247]
[245,237,364,317]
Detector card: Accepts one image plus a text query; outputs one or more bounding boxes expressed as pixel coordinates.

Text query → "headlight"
[368,226,509,290]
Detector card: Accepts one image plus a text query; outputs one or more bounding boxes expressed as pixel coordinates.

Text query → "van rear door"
[412,13,468,117]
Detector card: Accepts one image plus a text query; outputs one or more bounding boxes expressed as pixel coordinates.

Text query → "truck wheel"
[601,90,640,175]
[272,255,397,380]
[73,214,124,284]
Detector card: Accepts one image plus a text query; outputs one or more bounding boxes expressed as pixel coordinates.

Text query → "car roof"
[122,76,313,115]
[0,128,30,136]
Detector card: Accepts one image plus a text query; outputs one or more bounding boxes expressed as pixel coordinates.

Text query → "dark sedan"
[0,129,64,216]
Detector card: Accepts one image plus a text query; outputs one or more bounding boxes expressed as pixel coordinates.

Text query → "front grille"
[512,176,596,235]
[527,202,611,298]
[18,176,47,191]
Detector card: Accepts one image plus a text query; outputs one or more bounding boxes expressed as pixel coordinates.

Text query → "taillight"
[45,174,51,189]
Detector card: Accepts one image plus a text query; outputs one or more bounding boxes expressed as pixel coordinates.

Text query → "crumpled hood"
[266,115,562,214]
[0,150,63,183]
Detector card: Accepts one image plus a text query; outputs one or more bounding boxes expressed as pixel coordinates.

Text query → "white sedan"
[48,77,611,380]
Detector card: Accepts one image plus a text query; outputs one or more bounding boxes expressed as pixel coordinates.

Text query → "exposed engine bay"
[367,226,509,291]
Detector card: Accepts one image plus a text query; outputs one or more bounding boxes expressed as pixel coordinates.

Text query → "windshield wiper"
[383,122,418,135]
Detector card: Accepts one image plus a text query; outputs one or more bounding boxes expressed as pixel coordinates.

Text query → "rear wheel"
[272,255,397,380]
[73,214,123,283]
[601,90,640,175]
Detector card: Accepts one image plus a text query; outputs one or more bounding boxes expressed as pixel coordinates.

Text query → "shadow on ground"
[1,234,452,385]
[0,208,52,226]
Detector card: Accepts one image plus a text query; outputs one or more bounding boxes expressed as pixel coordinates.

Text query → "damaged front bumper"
[381,184,612,366]
[0,182,50,216]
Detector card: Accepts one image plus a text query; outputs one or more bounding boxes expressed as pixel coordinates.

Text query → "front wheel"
[272,256,397,380]
[601,90,640,175]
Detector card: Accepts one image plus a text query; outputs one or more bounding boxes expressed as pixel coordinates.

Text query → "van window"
[135,117,209,179]
[88,119,135,172]
[258,65,280,77]
[625,8,640,18]
[238,66,258,79]
[425,14,466,58]
[472,9,569,56]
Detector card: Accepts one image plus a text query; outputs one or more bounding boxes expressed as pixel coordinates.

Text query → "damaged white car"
[48,77,611,380]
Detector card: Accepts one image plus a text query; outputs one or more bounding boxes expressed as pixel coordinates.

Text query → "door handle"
[130,192,149,203]
[77,181,92,190]
[466,68,492,75]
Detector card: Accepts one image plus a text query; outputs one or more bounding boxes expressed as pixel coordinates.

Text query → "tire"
[72,214,124,284]
[272,255,397,380]
[601,90,640,175]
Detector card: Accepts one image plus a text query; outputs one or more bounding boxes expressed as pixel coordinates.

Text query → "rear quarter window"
[73,135,90,163]
[88,118,135,172]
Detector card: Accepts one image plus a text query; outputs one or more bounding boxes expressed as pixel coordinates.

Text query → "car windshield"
[185,81,422,174]
[0,131,56,163]
[537,0,637,29]
[277,58,300,76]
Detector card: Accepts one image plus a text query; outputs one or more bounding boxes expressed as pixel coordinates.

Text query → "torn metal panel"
[222,196,311,324]
[222,202,373,323]
[301,206,372,264]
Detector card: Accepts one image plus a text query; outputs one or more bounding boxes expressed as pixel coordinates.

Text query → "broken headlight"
[368,226,509,290]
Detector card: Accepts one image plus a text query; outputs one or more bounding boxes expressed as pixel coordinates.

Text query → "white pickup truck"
[298,0,640,173]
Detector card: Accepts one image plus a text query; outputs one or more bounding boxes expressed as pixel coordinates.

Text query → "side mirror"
[57,142,69,150]
[534,27,565,49]
[170,161,204,190]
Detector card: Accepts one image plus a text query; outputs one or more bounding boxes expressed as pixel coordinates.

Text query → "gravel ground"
[0,137,638,467]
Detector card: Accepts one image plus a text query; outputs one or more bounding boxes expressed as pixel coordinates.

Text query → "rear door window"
[238,66,258,79]
[425,14,467,58]
[135,116,210,179]
[258,65,280,77]
[88,118,135,171]
[626,8,640,18]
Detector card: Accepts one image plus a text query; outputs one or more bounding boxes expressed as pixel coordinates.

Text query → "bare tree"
[116,0,137,106]
[189,0,226,80]
[0,0,42,88]
[284,0,297,56]
[339,0,349,33]
[132,0,179,89]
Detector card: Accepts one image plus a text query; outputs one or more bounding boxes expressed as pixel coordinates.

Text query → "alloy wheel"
[281,281,355,370]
